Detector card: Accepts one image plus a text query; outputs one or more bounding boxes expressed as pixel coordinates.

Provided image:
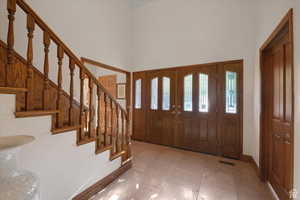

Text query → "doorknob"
[284,140,291,144]
[274,134,281,139]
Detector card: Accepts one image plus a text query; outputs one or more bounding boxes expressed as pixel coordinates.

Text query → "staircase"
[0,0,132,164]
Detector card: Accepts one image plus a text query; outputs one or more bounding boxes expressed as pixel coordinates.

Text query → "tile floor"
[91,141,275,200]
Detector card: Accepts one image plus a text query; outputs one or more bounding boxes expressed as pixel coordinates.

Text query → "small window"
[151,77,158,110]
[184,74,193,111]
[199,73,208,112]
[162,77,170,111]
[135,79,142,109]
[226,71,237,113]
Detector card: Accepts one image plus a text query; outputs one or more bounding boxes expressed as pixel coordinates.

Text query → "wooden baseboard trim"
[72,160,132,200]
[241,154,260,178]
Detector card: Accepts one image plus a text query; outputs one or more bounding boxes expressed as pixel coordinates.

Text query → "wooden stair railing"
[0,0,132,163]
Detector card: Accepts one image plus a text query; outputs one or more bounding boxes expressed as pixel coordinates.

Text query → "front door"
[146,70,177,146]
[132,60,243,158]
[174,65,218,155]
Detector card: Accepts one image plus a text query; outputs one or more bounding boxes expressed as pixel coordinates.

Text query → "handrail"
[16,0,127,115]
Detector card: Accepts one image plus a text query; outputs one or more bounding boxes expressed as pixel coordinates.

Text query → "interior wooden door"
[174,65,218,155]
[264,34,293,200]
[146,70,177,146]
[218,62,243,159]
[99,75,117,97]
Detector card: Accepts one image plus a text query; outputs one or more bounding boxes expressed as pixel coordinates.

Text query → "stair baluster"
[56,45,64,128]
[121,111,124,150]
[69,58,75,126]
[110,98,114,147]
[104,94,108,146]
[96,86,102,149]
[43,32,51,110]
[115,105,119,153]
[6,0,16,87]
[25,14,35,111]
[88,78,95,138]
[79,68,86,141]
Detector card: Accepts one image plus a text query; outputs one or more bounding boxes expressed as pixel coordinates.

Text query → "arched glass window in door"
[151,77,158,110]
[135,79,142,109]
[162,77,170,111]
[225,71,237,113]
[199,73,208,112]
[184,74,193,111]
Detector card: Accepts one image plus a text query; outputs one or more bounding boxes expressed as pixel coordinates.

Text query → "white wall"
[131,0,258,156]
[252,0,300,195]
[0,0,132,70]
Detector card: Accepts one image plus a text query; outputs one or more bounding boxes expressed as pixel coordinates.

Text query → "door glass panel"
[199,73,208,112]
[184,74,193,111]
[135,79,142,109]
[162,77,170,111]
[151,77,158,110]
[226,71,237,113]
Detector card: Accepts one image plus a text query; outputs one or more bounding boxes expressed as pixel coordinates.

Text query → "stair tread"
[110,150,126,161]
[52,125,82,134]
[95,145,112,154]
[77,137,97,146]
[0,87,28,94]
[15,110,59,118]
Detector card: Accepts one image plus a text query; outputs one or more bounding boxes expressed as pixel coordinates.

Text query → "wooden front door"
[133,60,243,158]
[174,65,218,155]
[146,70,177,146]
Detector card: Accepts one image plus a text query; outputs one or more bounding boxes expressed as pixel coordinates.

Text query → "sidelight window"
[162,77,170,111]
[184,74,193,111]
[225,71,237,113]
[135,79,142,109]
[151,77,158,110]
[199,73,208,112]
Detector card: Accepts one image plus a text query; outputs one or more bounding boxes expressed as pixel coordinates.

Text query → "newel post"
[6,0,17,87]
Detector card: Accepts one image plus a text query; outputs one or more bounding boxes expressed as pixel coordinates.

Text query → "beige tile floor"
[91,141,275,200]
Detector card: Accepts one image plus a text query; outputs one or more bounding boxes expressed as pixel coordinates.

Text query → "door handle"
[274,134,281,139]
[284,140,291,144]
